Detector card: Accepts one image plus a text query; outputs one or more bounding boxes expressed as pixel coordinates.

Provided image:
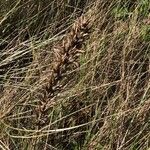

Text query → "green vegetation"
[0,0,150,150]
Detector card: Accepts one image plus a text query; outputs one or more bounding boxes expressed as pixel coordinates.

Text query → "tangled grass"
[0,0,150,150]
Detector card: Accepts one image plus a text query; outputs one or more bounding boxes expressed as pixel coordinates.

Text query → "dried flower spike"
[35,15,91,127]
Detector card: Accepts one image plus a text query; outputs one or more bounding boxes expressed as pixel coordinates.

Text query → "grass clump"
[0,0,150,150]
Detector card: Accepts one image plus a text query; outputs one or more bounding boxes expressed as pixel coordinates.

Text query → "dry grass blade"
[0,1,150,150]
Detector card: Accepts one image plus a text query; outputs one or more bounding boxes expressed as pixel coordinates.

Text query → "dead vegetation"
[0,0,150,150]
